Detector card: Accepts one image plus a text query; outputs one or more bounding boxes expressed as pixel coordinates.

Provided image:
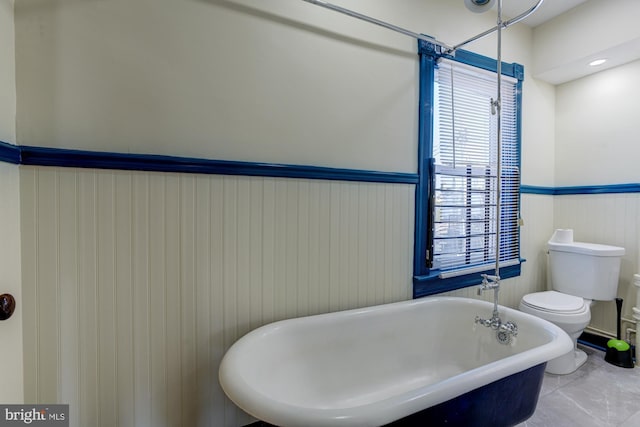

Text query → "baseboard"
[579,331,636,361]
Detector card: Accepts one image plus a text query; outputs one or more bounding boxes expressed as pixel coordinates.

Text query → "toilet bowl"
[519,291,591,374]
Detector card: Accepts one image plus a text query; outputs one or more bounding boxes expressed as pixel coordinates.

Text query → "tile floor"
[517,345,640,427]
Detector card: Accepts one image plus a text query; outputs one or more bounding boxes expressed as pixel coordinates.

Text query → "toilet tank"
[548,233,625,301]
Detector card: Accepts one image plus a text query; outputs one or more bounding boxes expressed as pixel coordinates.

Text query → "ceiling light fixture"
[589,59,607,66]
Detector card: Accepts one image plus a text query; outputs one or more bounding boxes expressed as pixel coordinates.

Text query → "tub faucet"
[475,274,518,344]
[477,274,501,324]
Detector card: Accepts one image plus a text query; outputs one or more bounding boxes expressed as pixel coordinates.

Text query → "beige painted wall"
[0,0,15,144]
[556,59,640,186]
[14,0,550,175]
[0,0,23,404]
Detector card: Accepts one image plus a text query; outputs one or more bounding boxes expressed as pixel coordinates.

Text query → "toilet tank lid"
[548,241,625,257]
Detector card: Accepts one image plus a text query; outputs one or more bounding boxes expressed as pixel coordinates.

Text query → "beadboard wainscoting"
[19,166,415,427]
[19,164,560,426]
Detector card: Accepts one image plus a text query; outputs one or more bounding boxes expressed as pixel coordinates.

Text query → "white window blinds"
[431,59,520,274]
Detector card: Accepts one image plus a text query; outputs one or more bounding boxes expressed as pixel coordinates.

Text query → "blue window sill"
[413,262,523,298]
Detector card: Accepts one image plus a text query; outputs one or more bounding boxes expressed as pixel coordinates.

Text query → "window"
[413,42,523,298]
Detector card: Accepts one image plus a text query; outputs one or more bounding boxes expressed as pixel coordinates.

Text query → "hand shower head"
[464,0,496,13]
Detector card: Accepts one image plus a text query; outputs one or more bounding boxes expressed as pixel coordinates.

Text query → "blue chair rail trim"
[5,141,637,193]
[522,184,640,195]
[520,185,555,195]
[0,141,20,164]
[6,144,419,184]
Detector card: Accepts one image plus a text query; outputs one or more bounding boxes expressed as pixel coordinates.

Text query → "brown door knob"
[0,294,16,320]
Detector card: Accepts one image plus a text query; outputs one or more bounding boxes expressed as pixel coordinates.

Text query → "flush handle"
[0,294,16,321]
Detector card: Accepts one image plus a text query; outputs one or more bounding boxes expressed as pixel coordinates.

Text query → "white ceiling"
[500,0,588,27]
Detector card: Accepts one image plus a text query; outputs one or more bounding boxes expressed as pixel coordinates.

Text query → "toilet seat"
[521,291,588,315]
[519,291,591,336]
[519,290,592,375]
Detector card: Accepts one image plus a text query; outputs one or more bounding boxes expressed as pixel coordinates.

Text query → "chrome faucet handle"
[490,317,502,330]
[498,321,518,336]
[478,274,500,294]
[475,316,491,327]
[496,321,518,345]
[481,274,500,284]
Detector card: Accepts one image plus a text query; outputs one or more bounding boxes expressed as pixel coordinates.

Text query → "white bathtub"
[219,296,573,427]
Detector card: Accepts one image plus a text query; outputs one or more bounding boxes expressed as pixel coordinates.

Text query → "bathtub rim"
[219,296,573,427]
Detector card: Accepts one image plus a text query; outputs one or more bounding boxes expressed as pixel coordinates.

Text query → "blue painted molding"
[413,50,436,278]
[522,184,640,195]
[4,145,639,192]
[414,264,521,298]
[413,42,525,296]
[418,38,523,80]
[520,185,555,195]
[0,141,20,164]
[2,143,419,184]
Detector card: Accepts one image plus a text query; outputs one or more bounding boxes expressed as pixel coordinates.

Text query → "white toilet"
[519,229,625,375]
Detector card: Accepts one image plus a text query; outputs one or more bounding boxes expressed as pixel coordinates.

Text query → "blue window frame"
[413,40,524,298]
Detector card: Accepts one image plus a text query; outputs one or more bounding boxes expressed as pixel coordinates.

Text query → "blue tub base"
[245,362,547,427]
[386,362,547,427]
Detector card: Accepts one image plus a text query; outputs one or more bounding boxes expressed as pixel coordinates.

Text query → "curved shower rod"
[453,0,545,51]
[300,0,545,54]
[299,0,453,52]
